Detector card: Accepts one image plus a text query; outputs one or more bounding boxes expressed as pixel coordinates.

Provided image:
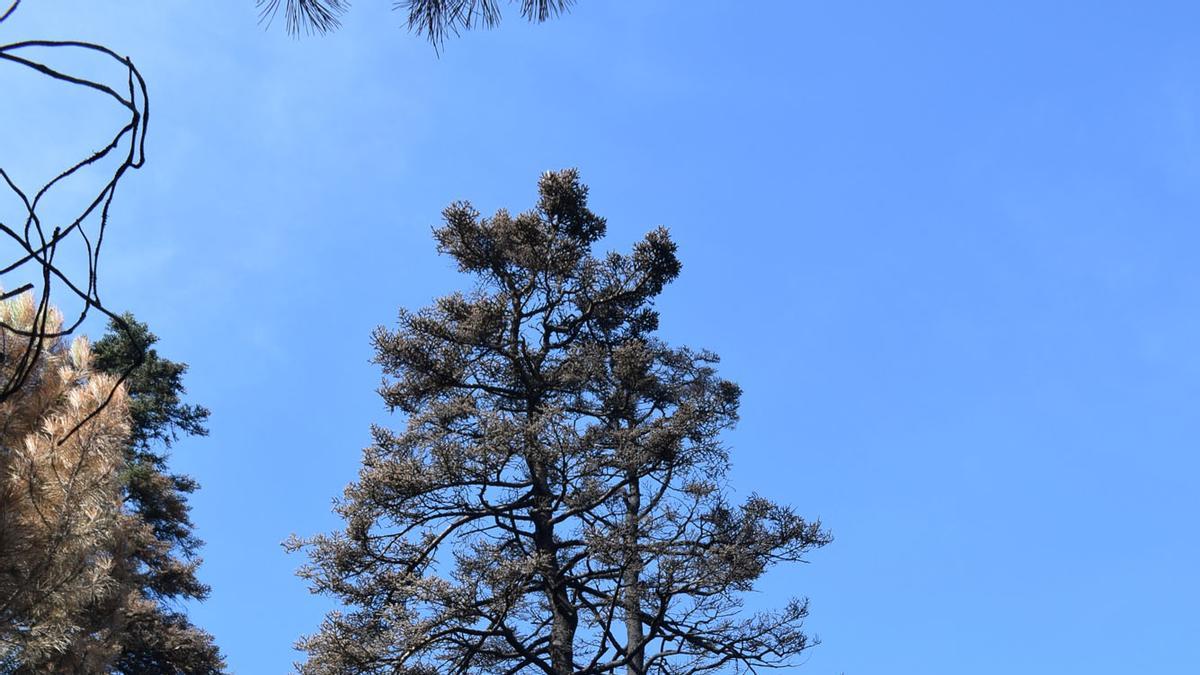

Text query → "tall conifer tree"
[84,315,225,675]
[294,170,828,674]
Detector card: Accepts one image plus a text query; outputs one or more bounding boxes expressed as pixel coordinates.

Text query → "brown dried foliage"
[0,294,134,667]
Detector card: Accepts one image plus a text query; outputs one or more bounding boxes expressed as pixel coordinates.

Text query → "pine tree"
[0,295,134,668]
[259,0,575,44]
[293,170,829,674]
[579,337,830,674]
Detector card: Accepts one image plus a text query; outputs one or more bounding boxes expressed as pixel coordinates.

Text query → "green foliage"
[93,316,210,456]
[87,314,226,674]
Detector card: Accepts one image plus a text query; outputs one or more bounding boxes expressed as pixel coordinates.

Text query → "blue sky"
[3,1,1199,672]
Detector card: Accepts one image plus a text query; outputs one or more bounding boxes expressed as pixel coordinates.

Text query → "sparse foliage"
[293,170,829,674]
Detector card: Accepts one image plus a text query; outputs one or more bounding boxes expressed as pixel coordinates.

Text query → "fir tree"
[294,170,828,674]
[81,314,226,674]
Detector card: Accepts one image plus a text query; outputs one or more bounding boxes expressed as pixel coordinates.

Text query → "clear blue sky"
[3,1,1199,672]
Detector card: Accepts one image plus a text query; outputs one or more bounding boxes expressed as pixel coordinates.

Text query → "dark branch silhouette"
[258,0,575,47]
[0,4,149,443]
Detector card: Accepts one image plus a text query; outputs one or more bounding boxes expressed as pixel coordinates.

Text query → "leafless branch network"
[0,1,148,442]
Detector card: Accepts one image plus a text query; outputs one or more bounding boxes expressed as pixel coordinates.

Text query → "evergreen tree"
[0,304,223,674]
[77,314,226,674]
[294,170,829,674]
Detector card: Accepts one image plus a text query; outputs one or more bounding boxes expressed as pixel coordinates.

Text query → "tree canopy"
[292,170,829,674]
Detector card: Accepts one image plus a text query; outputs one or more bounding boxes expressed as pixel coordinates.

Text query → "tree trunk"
[623,467,645,675]
[527,444,576,674]
[531,493,577,673]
